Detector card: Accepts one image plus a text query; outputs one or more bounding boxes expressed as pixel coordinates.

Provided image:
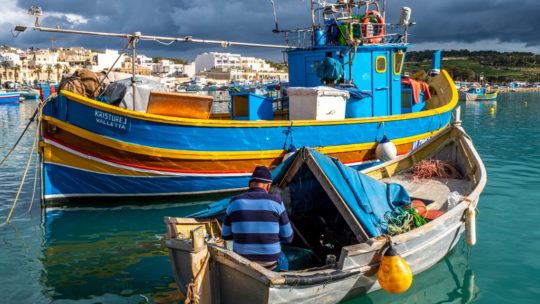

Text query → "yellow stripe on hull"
[43,116,446,161]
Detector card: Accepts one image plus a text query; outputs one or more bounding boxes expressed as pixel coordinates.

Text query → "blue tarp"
[336,87,372,100]
[191,148,410,238]
[307,150,410,237]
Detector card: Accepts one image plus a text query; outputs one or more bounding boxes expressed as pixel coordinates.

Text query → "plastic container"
[314,28,326,46]
[287,86,349,120]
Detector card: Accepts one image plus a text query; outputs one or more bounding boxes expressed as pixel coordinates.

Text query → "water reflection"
[40,203,209,303]
[343,241,479,304]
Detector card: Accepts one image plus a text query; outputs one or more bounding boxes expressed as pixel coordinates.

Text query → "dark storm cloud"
[2,0,540,60]
[388,0,540,46]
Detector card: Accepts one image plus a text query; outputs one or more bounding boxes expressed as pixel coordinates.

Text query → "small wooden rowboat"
[163,121,486,304]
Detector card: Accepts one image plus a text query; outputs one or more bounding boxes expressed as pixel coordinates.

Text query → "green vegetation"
[152,56,187,65]
[405,50,540,83]
[267,60,288,71]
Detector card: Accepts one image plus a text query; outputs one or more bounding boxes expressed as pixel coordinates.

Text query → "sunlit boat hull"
[39,71,458,204]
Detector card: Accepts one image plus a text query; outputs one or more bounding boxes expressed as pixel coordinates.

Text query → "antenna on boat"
[270,0,280,33]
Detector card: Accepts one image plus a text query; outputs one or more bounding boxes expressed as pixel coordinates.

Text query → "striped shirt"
[221,187,293,263]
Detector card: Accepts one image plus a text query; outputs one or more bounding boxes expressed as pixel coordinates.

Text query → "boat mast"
[130,33,139,107]
[310,0,315,45]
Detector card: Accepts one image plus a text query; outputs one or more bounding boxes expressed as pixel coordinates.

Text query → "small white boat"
[164,121,487,304]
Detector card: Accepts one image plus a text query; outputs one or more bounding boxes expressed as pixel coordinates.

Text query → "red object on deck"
[405,199,445,221]
[39,87,44,101]
[401,77,431,103]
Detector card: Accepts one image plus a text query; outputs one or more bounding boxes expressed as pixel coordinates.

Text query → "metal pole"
[310,0,315,46]
[130,35,138,110]
[17,25,293,49]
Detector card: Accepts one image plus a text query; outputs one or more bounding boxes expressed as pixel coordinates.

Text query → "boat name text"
[94,110,130,132]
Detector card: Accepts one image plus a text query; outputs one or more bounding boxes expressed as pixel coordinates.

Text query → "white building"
[241,56,274,72]
[0,52,22,67]
[27,49,58,67]
[137,54,154,68]
[182,62,196,78]
[195,52,242,73]
[93,49,124,71]
[152,59,186,77]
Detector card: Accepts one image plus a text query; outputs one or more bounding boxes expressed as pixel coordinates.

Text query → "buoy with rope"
[375,135,397,162]
[377,238,413,294]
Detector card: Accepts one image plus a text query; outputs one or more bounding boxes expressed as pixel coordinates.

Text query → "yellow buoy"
[377,243,413,294]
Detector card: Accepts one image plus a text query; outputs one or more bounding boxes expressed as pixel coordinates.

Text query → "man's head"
[249,166,272,191]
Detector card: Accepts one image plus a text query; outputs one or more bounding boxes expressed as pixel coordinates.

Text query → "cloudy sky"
[1,0,539,61]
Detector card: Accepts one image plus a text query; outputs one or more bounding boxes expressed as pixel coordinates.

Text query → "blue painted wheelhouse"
[288,45,408,117]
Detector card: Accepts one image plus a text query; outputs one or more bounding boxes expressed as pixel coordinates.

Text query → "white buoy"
[376,136,397,162]
[399,7,412,27]
[465,205,476,246]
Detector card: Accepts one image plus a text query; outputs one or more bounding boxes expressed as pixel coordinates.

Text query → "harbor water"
[1,93,539,303]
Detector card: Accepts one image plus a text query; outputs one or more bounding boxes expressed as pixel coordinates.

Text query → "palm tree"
[45,65,54,82]
[63,65,71,75]
[54,63,62,82]
[1,61,9,81]
[13,65,20,83]
[34,64,42,82]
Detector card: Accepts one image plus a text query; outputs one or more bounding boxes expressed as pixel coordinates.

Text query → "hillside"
[405,50,540,83]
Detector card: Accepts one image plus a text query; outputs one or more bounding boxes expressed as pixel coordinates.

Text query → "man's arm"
[278,203,293,243]
[221,206,233,240]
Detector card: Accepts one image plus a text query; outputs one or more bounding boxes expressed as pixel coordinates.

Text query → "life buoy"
[361,10,385,44]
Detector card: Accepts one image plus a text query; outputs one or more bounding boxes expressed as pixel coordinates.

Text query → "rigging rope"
[0,107,38,167]
[4,114,40,224]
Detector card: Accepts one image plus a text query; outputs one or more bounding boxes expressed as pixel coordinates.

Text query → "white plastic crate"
[287,86,349,120]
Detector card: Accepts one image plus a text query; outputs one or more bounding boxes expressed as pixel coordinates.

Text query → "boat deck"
[382,174,473,210]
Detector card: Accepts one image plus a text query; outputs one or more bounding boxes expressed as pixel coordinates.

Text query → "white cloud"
[0,0,33,25]
[47,13,89,25]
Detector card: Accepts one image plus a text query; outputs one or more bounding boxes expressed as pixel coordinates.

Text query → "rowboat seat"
[381,175,473,211]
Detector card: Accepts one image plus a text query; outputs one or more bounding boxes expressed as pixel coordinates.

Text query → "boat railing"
[283,21,408,48]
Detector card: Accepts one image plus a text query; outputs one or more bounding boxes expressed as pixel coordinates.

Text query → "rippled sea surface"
[1,94,539,303]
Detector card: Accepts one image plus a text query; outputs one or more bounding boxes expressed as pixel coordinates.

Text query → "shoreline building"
[195,52,288,83]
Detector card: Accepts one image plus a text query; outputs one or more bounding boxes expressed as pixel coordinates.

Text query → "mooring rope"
[24,143,40,215]
[4,122,39,224]
[0,107,38,167]
[4,97,49,223]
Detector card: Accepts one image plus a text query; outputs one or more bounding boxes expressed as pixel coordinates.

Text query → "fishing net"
[411,159,461,180]
[383,207,428,236]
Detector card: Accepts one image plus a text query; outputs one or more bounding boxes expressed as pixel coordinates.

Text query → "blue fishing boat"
[19,89,40,101]
[459,86,498,101]
[0,92,21,104]
[15,1,458,205]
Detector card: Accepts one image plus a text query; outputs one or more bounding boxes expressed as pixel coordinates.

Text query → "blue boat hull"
[0,93,20,104]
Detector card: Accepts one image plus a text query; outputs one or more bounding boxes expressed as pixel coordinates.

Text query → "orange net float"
[361,10,385,44]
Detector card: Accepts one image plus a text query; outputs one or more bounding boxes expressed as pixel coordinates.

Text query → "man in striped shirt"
[221,166,293,270]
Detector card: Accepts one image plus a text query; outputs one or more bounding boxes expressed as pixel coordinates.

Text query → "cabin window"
[393,51,405,75]
[375,56,387,73]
